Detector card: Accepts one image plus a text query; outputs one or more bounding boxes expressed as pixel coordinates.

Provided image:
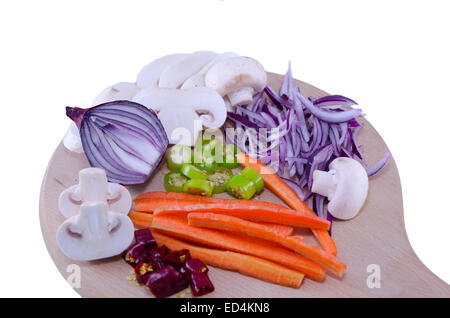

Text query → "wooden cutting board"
[39,73,449,298]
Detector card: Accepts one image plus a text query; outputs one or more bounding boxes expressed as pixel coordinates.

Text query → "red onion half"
[66,101,169,185]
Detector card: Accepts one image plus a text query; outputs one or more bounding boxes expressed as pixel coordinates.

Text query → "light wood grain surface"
[39,73,449,298]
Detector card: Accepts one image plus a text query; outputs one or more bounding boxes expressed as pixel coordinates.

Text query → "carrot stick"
[282,236,346,277]
[151,214,326,281]
[130,210,293,237]
[187,212,296,241]
[135,191,294,211]
[256,222,294,236]
[188,213,345,277]
[236,152,338,256]
[152,232,305,288]
[153,204,330,230]
[130,211,154,228]
[134,198,203,213]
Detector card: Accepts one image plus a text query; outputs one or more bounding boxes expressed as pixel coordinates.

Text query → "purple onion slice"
[313,94,358,107]
[66,100,168,185]
[367,151,390,176]
[298,93,362,123]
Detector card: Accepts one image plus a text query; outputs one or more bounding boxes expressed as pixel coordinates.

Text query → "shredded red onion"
[226,62,389,226]
[367,151,390,176]
[313,94,358,107]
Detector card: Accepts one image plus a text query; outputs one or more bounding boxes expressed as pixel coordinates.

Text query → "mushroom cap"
[180,52,239,89]
[312,157,368,220]
[204,56,267,101]
[136,53,188,89]
[92,82,139,106]
[132,87,227,146]
[63,122,83,154]
[158,51,217,89]
[56,201,134,261]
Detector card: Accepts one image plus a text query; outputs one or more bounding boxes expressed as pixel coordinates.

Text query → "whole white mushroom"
[158,51,217,89]
[181,52,238,89]
[136,53,188,89]
[311,157,369,220]
[204,56,267,106]
[56,201,134,261]
[92,82,139,106]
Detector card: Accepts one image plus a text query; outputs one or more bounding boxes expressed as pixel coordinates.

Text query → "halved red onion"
[66,101,169,185]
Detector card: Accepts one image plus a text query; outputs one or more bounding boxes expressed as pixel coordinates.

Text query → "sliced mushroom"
[132,87,227,146]
[58,167,132,218]
[158,51,217,89]
[92,82,139,106]
[311,157,369,220]
[204,56,267,106]
[63,122,83,154]
[136,53,188,89]
[180,52,238,89]
[56,201,134,261]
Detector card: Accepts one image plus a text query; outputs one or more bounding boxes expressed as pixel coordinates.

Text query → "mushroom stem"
[78,201,109,236]
[311,170,337,199]
[79,168,109,203]
[228,87,255,106]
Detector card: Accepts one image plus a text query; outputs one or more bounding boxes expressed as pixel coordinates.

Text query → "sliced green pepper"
[166,144,193,172]
[193,153,217,174]
[220,144,240,169]
[208,167,233,194]
[164,172,187,193]
[240,167,264,193]
[225,174,256,200]
[180,163,208,180]
[202,138,222,155]
[183,179,213,197]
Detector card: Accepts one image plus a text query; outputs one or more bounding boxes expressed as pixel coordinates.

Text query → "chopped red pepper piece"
[134,258,156,284]
[185,259,208,273]
[167,249,191,269]
[190,272,214,296]
[148,245,171,270]
[146,265,188,298]
[180,259,208,279]
[134,229,157,248]
[122,242,146,267]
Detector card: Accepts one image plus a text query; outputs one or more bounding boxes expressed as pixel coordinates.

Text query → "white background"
[0,0,448,297]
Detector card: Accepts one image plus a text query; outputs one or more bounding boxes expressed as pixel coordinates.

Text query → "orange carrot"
[151,214,326,281]
[135,191,293,211]
[236,152,338,256]
[130,210,154,228]
[187,212,296,241]
[256,222,294,237]
[282,236,346,277]
[130,210,293,236]
[152,232,305,288]
[188,213,345,277]
[134,198,203,213]
[153,204,330,230]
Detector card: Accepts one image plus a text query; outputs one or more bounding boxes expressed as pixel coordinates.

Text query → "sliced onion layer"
[66,100,169,185]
